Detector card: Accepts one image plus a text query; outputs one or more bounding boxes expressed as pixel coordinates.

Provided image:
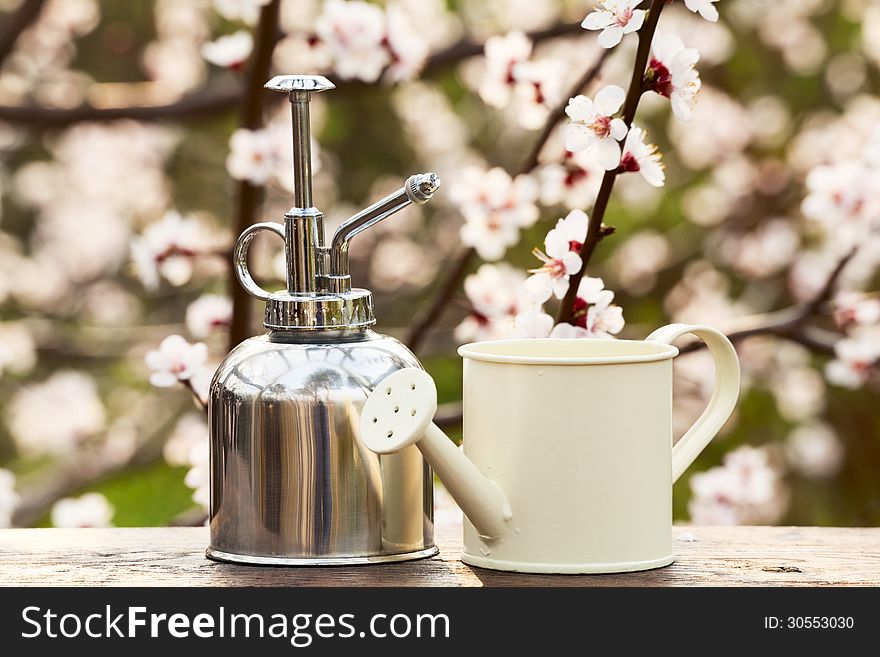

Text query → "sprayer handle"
[234,221,286,301]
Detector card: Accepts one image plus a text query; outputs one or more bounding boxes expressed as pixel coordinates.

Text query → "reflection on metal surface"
[208,329,435,565]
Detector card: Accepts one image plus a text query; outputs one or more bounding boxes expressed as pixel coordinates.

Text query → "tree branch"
[555,0,665,324]
[227,1,280,352]
[0,0,46,65]
[0,19,585,128]
[0,86,242,127]
[405,47,612,352]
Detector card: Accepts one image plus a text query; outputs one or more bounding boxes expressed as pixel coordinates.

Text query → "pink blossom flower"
[51,492,114,528]
[581,0,646,49]
[186,294,233,339]
[825,327,880,389]
[565,85,628,170]
[456,264,530,342]
[145,335,209,388]
[452,166,540,261]
[201,30,253,69]
[315,0,389,83]
[683,0,720,23]
[524,209,589,303]
[688,446,788,525]
[619,125,665,187]
[646,32,701,122]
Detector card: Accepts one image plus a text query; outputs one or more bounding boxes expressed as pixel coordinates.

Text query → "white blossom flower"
[683,0,720,22]
[212,0,270,26]
[51,492,114,528]
[184,441,210,510]
[452,166,540,261]
[514,309,555,338]
[802,161,880,246]
[554,277,625,338]
[565,85,628,170]
[273,33,334,74]
[145,335,209,388]
[832,291,880,329]
[715,219,800,279]
[186,294,232,339]
[786,423,845,479]
[524,209,589,303]
[581,0,646,49]
[455,264,529,342]
[769,365,825,422]
[509,58,565,130]
[479,31,533,108]
[201,30,253,69]
[7,371,106,457]
[164,413,208,468]
[0,469,20,528]
[385,6,429,82]
[537,149,605,209]
[515,276,625,339]
[0,321,36,376]
[647,32,701,122]
[688,446,788,525]
[225,127,285,187]
[130,210,216,291]
[825,326,880,389]
[315,0,390,83]
[619,125,665,187]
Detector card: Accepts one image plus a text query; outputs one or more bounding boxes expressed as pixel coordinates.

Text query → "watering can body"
[361,324,740,574]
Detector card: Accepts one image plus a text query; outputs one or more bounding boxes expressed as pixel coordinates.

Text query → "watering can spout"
[359,369,512,540]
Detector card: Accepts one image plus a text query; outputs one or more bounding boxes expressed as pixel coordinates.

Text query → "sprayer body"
[208,328,436,564]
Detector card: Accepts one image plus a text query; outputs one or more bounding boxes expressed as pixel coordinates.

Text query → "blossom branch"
[422,19,585,75]
[0,19,584,129]
[227,0,280,351]
[555,0,665,324]
[678,248,857,356]
[405,47,613,352]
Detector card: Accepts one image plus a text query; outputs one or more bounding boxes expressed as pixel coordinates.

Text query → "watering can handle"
[646,324,741,483]
[234,221,286,301]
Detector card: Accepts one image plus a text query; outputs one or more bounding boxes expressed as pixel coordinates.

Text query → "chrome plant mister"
[207,75,441,565]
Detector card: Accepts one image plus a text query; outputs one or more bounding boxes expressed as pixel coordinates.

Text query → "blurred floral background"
[0,0,878,530]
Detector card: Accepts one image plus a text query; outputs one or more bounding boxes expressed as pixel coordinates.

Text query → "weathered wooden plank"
[0,525,877,587]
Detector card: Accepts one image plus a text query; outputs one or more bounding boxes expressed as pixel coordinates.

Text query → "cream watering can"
[360,324,740,574]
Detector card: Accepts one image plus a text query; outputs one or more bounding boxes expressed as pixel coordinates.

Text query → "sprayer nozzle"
[406,173,441,204]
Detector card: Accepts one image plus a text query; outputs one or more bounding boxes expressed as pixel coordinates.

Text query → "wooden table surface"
[1,523,878,586]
